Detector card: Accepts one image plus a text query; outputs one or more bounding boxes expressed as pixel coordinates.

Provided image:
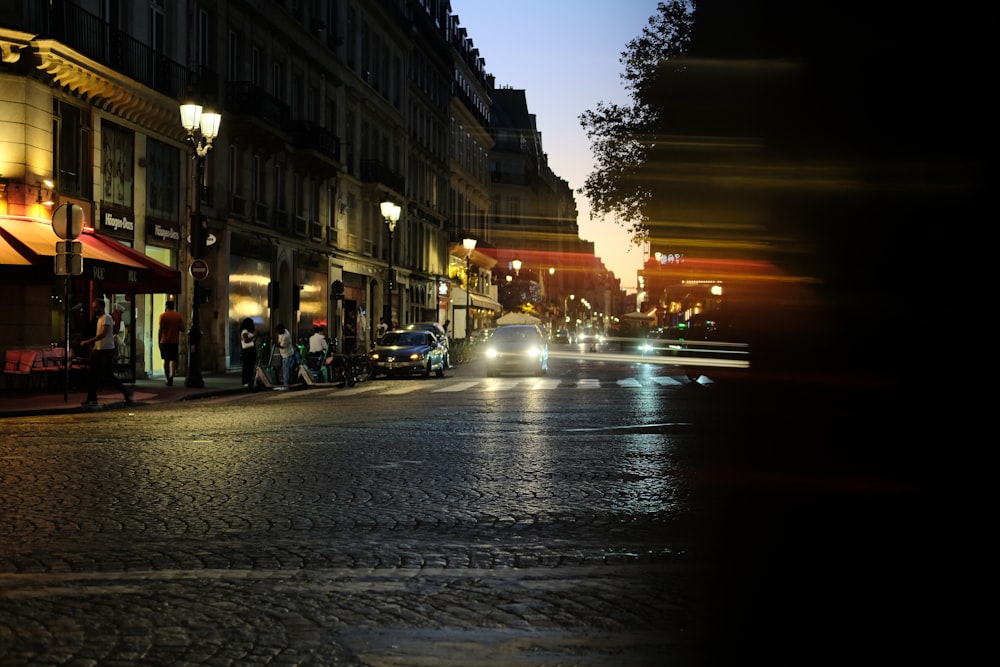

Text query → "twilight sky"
[452,0,662,292]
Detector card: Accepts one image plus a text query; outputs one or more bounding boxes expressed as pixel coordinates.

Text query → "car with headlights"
[402,321,451,366]
[551,328,575,344]
[576,325,604,350]
[484,324,549,377]
[369,329,447,378]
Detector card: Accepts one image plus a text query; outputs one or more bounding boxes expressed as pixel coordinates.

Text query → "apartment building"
[1,0,610,381]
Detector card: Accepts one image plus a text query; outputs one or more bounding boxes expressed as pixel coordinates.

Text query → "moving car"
[484,324,549,377]
[576,325,604,350]
[369,330,447,378]
[654,318,750,381]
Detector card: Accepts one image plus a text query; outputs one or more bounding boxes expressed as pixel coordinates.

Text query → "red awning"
[84,232,181,294]
[0,217,181,293]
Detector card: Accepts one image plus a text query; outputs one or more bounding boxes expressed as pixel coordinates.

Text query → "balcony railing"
[290,120,341,162]
[226,82,290,131]
[360,159,405,194]
[34,1,191,99]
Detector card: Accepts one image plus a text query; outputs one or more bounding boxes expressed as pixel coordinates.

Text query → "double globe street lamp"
[179,103,221,388]
[463,237,477,340]
[380,201,401,329]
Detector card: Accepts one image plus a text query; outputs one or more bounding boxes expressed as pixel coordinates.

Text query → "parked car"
[402,321,448,341]
[369,330,447,378]
[471,328,495,342]
[551,328,575,344]
[484,324,549,377]
[402,321,451,366]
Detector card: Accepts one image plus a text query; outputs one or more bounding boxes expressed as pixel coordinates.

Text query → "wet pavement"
[0,361,937,666]
[1,363,711,666]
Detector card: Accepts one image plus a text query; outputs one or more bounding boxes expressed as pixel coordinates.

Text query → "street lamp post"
[564,294,575,325]
[463,237,477,340]
[380,200,401,329]
[179,103,221,388]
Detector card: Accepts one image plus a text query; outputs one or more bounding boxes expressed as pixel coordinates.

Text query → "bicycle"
[450,337,476,364]
[347,346,373,383]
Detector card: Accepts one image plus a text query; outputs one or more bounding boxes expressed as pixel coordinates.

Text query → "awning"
[471,293,502,311]
[85,232,182,294]
[0,234,32,265]
[0,217,181,293]
[450,287,502,312]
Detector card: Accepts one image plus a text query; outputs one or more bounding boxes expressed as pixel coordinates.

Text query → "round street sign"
[189,259,210,281]
[51,203,84,240]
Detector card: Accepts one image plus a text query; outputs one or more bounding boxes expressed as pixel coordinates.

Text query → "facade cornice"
[31,39,183,141]
[0,29,32,64]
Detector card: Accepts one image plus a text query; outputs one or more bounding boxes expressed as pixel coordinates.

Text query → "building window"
[274,163,285,211]
[252,154,264,203]
[197,9,209,69]
[150,0,165,54]
[228,30,239,81]
[272,61,284,100]
[145,138,178,223]
[53,100,91,198]
[101,121,134,208]
[228,145,240,195]
[294,173,305,218]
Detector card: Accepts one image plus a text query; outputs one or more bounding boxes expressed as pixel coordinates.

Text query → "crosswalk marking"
[481,380,520,391]
[382,384,425,395]
[306,375,711,396]
[434,381,479,393]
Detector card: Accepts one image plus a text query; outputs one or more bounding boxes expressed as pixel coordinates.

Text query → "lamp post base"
[186,283,205,388]
[184,375,204,388]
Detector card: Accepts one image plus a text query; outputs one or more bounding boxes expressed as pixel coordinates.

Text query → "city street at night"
[1,354,930,666]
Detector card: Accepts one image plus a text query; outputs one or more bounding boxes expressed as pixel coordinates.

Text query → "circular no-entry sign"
[189,259,209,281]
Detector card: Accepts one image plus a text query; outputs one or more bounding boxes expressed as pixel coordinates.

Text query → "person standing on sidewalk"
[158,300,184,386]
[275,323,295,388]
[240,317,257,388]
[80,298,132,406]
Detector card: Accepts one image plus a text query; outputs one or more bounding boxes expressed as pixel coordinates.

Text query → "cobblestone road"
[1,377,717,666]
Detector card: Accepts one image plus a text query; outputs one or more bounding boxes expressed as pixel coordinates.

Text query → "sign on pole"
[190,259,210,281]
[54,240,83,276]
[52,203,84,240]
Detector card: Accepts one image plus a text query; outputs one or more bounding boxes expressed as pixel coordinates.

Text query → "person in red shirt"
[158,300,184,386]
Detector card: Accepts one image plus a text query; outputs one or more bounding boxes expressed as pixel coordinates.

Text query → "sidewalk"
[0,373,248,418]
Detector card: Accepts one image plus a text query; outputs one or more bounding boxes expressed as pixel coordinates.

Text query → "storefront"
[0,217,181,382]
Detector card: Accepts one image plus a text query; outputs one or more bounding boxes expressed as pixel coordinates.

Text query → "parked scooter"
[295,336,364,388]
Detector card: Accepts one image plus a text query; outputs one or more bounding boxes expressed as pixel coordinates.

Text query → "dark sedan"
[484,324,549,377]
[369,330,447,378]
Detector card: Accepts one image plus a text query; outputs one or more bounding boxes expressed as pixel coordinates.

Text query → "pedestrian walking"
[158,299,184,386]
[80,298,133,406]
[376,317,388,341]
[240,317,257,387]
